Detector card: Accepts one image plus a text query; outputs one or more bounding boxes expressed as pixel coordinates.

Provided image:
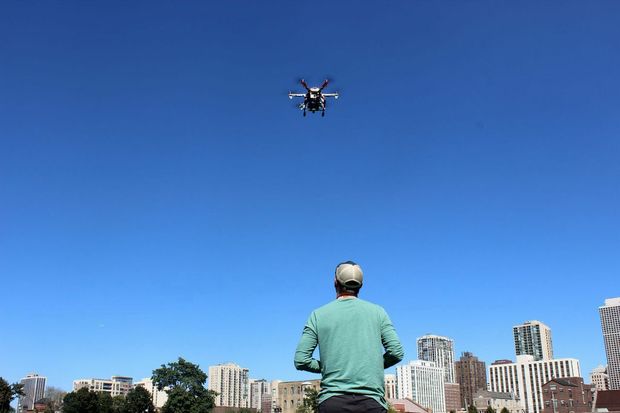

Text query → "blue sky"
[1,1,619,391]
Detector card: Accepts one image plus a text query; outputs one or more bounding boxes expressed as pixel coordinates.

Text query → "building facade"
[540,377,593,413]
[249,379,271,412]
[489,355,581,413]
[444,383,461,413]
[276,380,320,413]
[73,376,133,397]
[18,374,46,412]
[590,366,610,391]
[134,378,169,409]
[600,297,620,390]
[385,374,397,399]
[513,321,553,361]
[471,390,521,413]
[208,363,250,408]
[455,351,487,408]
[417,335,456,385]
[396,360,446,413]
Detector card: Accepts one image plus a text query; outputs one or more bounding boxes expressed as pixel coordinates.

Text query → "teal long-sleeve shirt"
[294,298,404,408]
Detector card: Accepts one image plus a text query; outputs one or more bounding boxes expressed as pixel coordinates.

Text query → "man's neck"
[337,294,358,300]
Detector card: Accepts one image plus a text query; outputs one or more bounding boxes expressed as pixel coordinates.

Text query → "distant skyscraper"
[208,363,250,408]
[599,297,620,390]
[417,334,456,384]
[513,320,553,361]
[249,379,271,411]
[396,360,446,413]
[18,374,46,412]
[589,366,609,391]
[455,351,487,408]
[489,355,581,413]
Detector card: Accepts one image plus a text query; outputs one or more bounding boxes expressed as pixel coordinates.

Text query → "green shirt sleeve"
[380,309,404,368]
[294,312,322,373]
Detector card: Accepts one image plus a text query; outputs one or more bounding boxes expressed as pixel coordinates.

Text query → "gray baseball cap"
[335,261,363,288]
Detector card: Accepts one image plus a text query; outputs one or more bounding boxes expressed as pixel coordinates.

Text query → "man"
[294,261,404,413]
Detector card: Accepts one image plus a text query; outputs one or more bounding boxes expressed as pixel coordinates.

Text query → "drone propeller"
[300,79,310,91]
[319,79,330,91]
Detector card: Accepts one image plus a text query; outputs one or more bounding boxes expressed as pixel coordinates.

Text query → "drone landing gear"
[303,110,306,117]
[321,110,325,117]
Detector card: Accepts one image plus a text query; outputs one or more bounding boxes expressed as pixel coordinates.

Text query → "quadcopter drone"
[288,79,339,117]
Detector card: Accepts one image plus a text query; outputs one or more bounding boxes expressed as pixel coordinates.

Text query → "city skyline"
[2,0,619,397]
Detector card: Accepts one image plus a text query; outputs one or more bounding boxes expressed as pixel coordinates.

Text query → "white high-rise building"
[384,374,397,399]
[590,365,609,391]
[73,376,133,397]
[513,320,553,361]
[599,297,620,390]
[417,334,456,384]
[134,378,169,409]
[396,360,446,413]
[18,374,46,411]
[208,363,250,408]
[249,379,271,411]
[488,355,581,413]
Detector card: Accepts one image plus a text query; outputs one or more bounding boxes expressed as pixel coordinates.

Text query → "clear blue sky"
[1,1,619,391]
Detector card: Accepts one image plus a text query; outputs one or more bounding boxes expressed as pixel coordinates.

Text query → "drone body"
[289,79,339,117]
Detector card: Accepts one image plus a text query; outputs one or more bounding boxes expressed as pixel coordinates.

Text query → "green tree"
[467,405,479,413]
[63,388,100,413]
[124,386,155,413]
[98,392,115,413]
[152,357,216,413]
[0,378,24,413]
[485,407,496,413]
[112,395,127,413]
[387,405,399,413]
[500,408,509,413]
[296,387,319,413]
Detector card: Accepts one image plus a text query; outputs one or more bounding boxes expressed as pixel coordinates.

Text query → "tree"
[296,387,319,413]
[0,378,24,413]
[468,405,479,413]
[43,387,67,413]
[98,392,115,413]
[387,405,399,413]
[63,388,100,413]
[112,395,127,413]
[124,386,155,413]
[152,357,216,413]
[486,407,496,413]
[500,408,509,413]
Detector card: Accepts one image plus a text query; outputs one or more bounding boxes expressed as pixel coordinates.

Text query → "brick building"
[541,377,593,413]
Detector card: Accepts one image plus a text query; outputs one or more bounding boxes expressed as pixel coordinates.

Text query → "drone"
[289,79,339,117]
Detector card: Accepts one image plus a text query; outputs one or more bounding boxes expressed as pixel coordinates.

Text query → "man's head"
[334,260,363,296]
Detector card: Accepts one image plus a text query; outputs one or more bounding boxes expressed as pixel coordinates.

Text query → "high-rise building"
[134,378,169,409]
[599,297,620,390]
[396,360,446,413]
[270,380,282,413]
[590,366,609,391]
[489,355,581,413]
[208,363,250,408]
[417,334,456,384]
[385,374,397,399]
[455,351,487,408]
[18,374,46,412]
[444,383,461,413]
[513,321,553,361]
[249,379,271,411]
[73,376,132,397]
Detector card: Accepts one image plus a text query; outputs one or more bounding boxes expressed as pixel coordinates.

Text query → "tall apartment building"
[513,321,553,361]
[489,355,581,413]
[417,334,456,384]
[599,297,620,390]
[455,351,487,408]
[396,360,446,413]
[134,378,169,409]
[249,379,271,411]
[277,380,320,413]
[73,376,133,397]
[18,373,46,411]
[208,363,250,408]
[590,366,609,391]
[385,374,397,399]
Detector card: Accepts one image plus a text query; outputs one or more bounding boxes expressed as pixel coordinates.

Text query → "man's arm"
[294,313,321,373]
[381,310,404,368]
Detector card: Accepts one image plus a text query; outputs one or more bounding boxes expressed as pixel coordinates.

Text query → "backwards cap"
[335,261,363,288]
